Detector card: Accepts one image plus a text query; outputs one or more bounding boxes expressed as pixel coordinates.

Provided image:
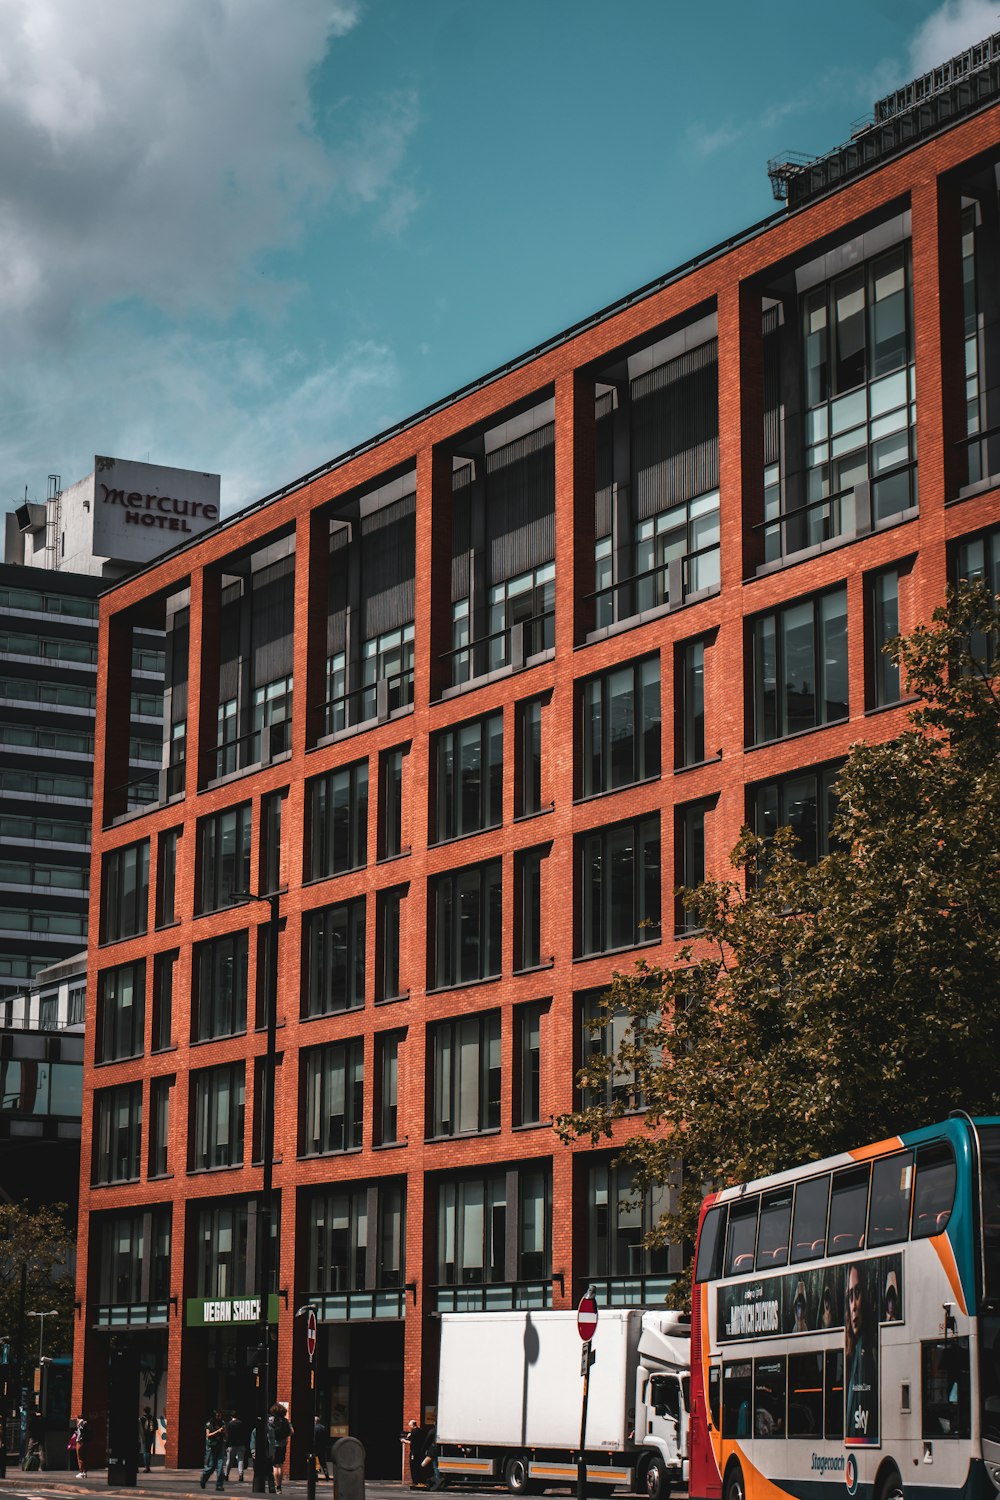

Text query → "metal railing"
[432,1278,554,1313]
[587,545,720,627]
[318,668,414,738]
[439,610,555,688]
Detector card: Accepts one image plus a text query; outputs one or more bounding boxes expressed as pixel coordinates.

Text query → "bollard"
[331,1436,365,1500]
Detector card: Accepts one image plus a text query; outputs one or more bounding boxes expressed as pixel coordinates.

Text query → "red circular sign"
[577,1292,598,1342]
[306,1308,318,1361]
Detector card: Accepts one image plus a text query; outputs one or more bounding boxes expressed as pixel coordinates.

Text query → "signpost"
[577,1288,598,1500]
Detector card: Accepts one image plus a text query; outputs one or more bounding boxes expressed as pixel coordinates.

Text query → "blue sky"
[0,0,994,515]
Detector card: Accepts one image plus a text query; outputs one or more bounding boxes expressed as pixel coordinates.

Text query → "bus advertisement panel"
[688,1115,1000,1500]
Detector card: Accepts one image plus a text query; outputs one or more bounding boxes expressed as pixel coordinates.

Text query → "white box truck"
[434,1308,689,1498]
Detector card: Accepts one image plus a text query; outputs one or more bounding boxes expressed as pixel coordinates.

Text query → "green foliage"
[0,1201,76,1376]
[556,584,1000,1300]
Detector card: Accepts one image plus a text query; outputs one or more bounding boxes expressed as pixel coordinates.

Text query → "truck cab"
[634,1312,690,1500]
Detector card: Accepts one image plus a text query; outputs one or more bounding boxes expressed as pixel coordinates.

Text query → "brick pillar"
[191,565,221,795]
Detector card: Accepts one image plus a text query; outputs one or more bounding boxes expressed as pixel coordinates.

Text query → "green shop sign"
[186,1295,280,1327]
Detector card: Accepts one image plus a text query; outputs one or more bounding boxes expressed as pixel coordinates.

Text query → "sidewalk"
[0,1470,406,1497]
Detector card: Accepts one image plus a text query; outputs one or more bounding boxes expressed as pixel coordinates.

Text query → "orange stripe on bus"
[932,1231,967,1316]
[849,1135,903,1163]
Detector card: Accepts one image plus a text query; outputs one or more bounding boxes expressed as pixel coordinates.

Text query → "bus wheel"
[643,1455,670,1500]
[724,1461,745,1500]
[504,1456,539,1495]
[878,1467,903,1500]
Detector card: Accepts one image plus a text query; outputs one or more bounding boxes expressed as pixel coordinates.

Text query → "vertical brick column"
[911,171,966,603]
[100,610,134,823]
[296,505,329,757]
[191,565,221,796]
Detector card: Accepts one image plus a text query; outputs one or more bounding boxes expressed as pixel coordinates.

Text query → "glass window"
[432,714,503,843]
[149,1077,172,1177]
[752,765,840,867]
[193,1199,278,1298]
[300,1040,364,1155]
[921,1338,971,1438]
[824,1349,844,1440]
[97,1209,171,1306]
[953,529,1000,668]
[828,1165,870,1255]
[911,1141,957,1239]
[516,698,544,817]
[676,802,707,933]
[189,1063,245,1170]
[196,804,252,914]
[754,1357,786,1437]
[96,961,146,1064]
[92,1083,142,1184]
[752,590,848,744]
[756,1189,792,1270]
[375,886,405,1002]
[306,762,368,880]
[787,1352,824,1438]
[488,562,555,671]
[580,657,660,797]
[791,1175,830,1262]
[870,570,901,708]
[579,991,644,1111]
[867,1151,913,1247]
[306,1183,405,1293]
[695,1205,727,1284]
[152,951,176,1052]
[515,1002,544,1126]
[302,899,366,1018]
[261,790,286,895]
[677,639,705,768]
[378,746,406,860]
[100,840,150,944]
[587,1158,672,1282]
[725,1198,759,1277]
[429,861,502,989]
[578,815,660,955]
[722,1362,752,1439]
[192,931,248,1041]
[376,1032,401,1146]
[429,1012,501,1137]
[515,846,545,972]
[634,491,721,612]
[156,829,180,928]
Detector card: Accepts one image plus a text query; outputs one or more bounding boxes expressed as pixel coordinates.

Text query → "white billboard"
[89,456,220,566]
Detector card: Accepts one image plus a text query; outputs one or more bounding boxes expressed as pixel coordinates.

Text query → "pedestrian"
[403,1420,431,1489]
[200,1410,228,1491]
[248,1422,274,1494]
[73,1415,89,1478]
[226,1413,248,1482]
[24,1408,46,1471]
[139,1406,156,1473]
[268,1405,292,1494]
[312,1416,329,1480]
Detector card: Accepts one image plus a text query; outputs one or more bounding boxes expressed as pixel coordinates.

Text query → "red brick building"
[74,41,1000,1477]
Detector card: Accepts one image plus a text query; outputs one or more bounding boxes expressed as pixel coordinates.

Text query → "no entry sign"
[306,1307,318,1362]
[576,1290,598,1342]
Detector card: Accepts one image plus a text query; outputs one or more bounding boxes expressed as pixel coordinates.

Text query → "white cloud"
[0,0,420,340]
[910,0,999,74]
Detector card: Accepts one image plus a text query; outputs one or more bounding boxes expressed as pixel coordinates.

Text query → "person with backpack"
[139,1407,156,1473]
[200,1410,227,1491]
[248,1421,274,1494]
[268,1405,292,1494]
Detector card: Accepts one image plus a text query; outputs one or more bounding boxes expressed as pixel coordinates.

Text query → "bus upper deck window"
[725,1196,760,1277]
[868,1150,914,1246]
[790,1174,830,1262]
[828,1165,870,1254]
[695,1203,728,1283]
[912,1142,957,1239]
[756,1188,793,1269]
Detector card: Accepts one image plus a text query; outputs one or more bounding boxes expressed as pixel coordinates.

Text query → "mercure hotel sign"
[90,456,221,566]
[99,484,218,533]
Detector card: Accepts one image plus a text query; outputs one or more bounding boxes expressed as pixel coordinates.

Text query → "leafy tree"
[0,1202,76,1381]
[557,584,1000,1294]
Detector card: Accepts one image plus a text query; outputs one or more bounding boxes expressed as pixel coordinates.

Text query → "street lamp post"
[233,891,281,1498]
[26,1312,57,1369]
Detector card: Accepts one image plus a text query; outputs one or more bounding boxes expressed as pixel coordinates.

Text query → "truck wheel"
[504,1455,537,1495]
[643,1456,670,1500]
[724,1462,745,1500]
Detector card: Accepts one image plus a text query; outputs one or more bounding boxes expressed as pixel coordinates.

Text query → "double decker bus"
[688,1115,1000,1500]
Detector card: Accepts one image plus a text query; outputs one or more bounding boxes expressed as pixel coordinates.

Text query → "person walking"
[312,1416,329,1481]
[268,1405,292,1494]
[200,1411,228,1491]
[248,1421,274,1494]
[139,1407,156,1473]
[226,1413,247,1482]
[72,1416,88,1478]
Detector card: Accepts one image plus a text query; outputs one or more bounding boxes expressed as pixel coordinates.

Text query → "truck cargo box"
[436,1310,640,1452]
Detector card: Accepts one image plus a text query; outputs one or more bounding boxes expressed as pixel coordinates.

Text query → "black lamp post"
[233,890,281,1497]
